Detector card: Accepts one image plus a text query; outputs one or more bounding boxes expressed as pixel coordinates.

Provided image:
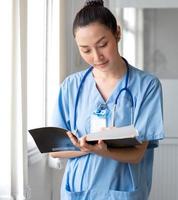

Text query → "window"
[122,8,144,68]
[27,0,59,163]
[108,3,144,68]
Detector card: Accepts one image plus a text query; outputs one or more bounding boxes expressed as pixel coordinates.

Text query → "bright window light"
[27,0,59,161]
[123,8,136,66]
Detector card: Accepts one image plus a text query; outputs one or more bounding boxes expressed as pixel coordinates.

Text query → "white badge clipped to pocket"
[90,104,107,133]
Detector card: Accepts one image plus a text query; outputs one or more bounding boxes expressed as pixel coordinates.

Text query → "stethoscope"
[73,58,134,131]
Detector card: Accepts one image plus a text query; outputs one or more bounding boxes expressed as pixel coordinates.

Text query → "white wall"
[28,157,52,200]
[112,0,178,8]
[143,9,178,200]
[144,9,178,79]
[149,80,178,200]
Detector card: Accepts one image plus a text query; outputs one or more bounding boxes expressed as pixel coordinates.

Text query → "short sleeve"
[134,78,165,148]
[51,80,71,131]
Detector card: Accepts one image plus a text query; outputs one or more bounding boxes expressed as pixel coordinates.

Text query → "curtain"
[0,0,28,199]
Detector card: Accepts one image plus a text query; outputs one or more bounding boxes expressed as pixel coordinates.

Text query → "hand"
[66,131,108,155]
[66,131,92,152]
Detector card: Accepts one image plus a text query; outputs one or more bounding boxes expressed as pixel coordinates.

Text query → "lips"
[95,61,109,67]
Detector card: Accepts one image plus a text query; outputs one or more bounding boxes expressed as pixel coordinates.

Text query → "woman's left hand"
[66,131,108,154]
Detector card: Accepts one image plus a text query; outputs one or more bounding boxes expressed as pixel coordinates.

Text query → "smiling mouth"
[95,61,108,66]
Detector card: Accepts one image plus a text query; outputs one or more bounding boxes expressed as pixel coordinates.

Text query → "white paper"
[86,125,138,141]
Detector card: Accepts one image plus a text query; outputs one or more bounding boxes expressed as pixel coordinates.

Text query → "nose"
[93,50,104,63]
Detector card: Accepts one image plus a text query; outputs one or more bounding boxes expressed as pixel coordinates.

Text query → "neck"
[93,56,126,81]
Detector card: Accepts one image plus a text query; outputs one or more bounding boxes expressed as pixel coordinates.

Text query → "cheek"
[107,44,118,58]
[80,53,93,64]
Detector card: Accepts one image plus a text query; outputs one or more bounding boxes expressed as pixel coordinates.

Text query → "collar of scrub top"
[73,57,134,131]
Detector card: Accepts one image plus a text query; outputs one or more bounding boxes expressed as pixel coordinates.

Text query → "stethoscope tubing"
[73,58,134,130]
[74,66,93,130]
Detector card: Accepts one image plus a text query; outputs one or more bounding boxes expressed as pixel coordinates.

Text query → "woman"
[50,0,165,199]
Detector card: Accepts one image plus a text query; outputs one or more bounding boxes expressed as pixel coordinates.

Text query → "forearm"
[49,151,88,159]
[66,132,149,164]
[95,142,148,164]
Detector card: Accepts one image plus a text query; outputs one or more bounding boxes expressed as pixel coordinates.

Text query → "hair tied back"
[84,0,104,7]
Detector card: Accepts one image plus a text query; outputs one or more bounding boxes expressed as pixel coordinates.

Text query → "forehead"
[75,22,113,46]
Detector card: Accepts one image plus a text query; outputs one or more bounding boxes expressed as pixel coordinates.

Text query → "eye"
[82,49,91,54]
[98,42,107,48]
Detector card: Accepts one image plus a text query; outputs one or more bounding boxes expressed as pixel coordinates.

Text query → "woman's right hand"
[66,131,108,155]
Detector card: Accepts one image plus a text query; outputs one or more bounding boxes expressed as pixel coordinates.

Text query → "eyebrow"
[79,36,106,48]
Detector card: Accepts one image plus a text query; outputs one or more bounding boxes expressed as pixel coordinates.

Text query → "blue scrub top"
[53,65,165,200]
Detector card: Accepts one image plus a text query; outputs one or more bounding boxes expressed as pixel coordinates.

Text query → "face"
[75,22,120,72]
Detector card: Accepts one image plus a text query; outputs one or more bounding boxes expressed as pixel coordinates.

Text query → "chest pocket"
[114,96,133,127]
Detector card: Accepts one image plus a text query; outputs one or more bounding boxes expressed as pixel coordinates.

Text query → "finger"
[98,140,107,150]
[66,131,80,147]
[80,147,91,152]
[80,136,91,148]
[97,140,103,149]
[98,139,103,144]
[80,136,95,152]
[66,131,78,140]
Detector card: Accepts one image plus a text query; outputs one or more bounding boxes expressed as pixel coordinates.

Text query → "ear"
[115,25,121,42]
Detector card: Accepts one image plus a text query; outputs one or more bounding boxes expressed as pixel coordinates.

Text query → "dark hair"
[73,0,117,37]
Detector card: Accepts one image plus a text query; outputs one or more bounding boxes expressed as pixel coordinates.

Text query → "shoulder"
[61,68,90,89]
[129,65,162,90]
[58,68,91,105]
